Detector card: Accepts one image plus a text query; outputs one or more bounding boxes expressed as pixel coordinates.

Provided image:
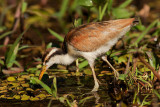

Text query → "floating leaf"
[21,94,30,100]
[84,69,92,75]
[21,83,29,87]
[7,77,16,82]
[30,97,39,101]
[13,95,20,100]
[36,94,46,100]
[0,95,6,98]
[26,88,34,91]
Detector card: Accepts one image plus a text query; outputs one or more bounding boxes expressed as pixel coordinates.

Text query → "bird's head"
[39,47,64,80]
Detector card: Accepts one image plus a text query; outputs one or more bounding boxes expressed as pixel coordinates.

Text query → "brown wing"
[65,18,135,52]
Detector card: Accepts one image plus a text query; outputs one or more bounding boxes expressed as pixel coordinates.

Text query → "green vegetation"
[0,0,160,106]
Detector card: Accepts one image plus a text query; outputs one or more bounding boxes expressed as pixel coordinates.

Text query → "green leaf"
[48,28,64,42]
[18,45,31,50]
[92,0,106,6]
[112,8,133,19]
[0,59,4,65]
[107,0,113,15]
[59,0,69,19]
[131,19,159,47]
[137,78,152,88]
[118,74,127,80]
[22,1,28,13]
[78,0,93,7]
[6,43,20,68]
[118,55,128,64]
[153,89,160,99]
[46,42,53,49]
[99,1,108,21]
[31,77,52,94]
[0,31,12,40]
[84,69,92,75]
[147,52,156,69]
[79,60,88,69]
[118,0,133,8]
[135,24,146,31]
[14,61,22,68]
[74,18,82,27]
[140,94,150,107]
[0,26,6,32]
[5,29,27,68]
[51,77,57,97]
[79,96,94,105]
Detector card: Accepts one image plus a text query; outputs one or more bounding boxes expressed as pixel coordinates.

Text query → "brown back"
[64,18,135,52]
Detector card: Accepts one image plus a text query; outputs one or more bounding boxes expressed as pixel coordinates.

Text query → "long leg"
[88,61,99,92]
[76,59,79,73]
[101,56,119,80]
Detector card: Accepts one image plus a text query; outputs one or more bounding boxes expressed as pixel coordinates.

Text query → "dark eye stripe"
[43,48,65,63]
[42,48,53,62]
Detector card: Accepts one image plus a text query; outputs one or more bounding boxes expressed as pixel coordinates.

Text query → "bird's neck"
[54,53,76,65]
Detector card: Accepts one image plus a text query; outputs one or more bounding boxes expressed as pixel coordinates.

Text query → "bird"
[39,18,138,92]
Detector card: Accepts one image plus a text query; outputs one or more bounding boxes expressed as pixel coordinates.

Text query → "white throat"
[46,53,76,69]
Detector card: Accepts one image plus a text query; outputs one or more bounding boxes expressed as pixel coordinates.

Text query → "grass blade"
[0,31,13,40]
[99,1,108,21]
[5,28,29,68]
[31,77,52,94]
[107,0,113,15]
[118,0,132,8]
[79,96,94,105]
[51,77,57,98]
[131,19,158,47]
[59,0,69,19]
[79,60,88,69]
[153,89,160,99]
[21,1,28,13]
[48,28,64,42]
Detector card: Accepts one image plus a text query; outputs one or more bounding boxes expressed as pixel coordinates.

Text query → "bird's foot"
[114,70,119,80]
[91,87,98,92]
[101,56,119,80]
[91,82,99,92]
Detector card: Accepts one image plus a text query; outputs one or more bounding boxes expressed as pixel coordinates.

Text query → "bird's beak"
[39,65,47,80]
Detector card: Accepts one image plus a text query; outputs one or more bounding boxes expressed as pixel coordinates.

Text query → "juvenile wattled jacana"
[39,18,138,92]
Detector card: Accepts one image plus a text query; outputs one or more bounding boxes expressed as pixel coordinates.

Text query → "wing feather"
[64,18,135,52]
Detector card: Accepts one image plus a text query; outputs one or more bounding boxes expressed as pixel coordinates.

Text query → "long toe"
[91,87,98,92]
[91,83,99,92]
[114,70,119,80]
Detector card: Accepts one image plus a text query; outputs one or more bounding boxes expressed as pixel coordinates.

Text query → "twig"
[132,57,138,74]
[138,54,160,81]
[124,55,130,74]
